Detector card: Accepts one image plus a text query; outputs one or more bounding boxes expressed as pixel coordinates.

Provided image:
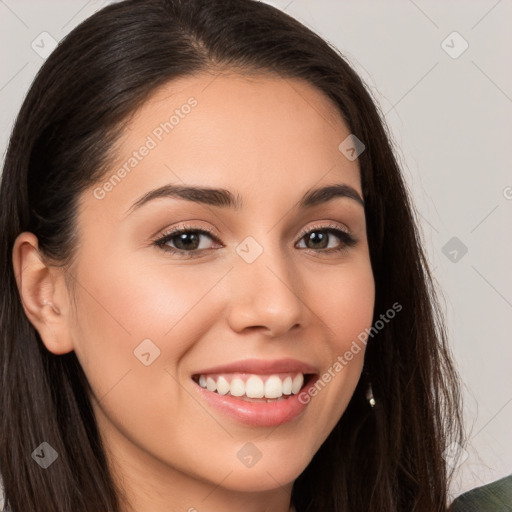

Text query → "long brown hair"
[0,1,463,510]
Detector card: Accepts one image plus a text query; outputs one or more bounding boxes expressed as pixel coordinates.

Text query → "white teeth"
[230,377,245,397]
[282,376,293,395]
[291,374,304,394]
[206,377,216,392]
[216,376,230,395]
[264,375,283,398]
[245,375,265,398]
[197,372,306,399]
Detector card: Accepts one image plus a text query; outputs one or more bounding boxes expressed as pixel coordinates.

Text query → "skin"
[13,72,375,512]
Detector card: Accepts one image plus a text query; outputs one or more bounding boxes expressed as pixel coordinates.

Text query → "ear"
[12,232,74,355]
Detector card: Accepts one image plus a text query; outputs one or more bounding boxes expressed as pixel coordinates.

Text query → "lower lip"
[193,378,316,427]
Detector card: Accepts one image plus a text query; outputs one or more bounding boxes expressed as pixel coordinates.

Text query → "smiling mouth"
[192,372,316,402]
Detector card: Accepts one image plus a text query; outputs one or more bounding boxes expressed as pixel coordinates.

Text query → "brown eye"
[155,227,220,256]
[169,231,203,251]
[296,226,357,253]
[303,230,330,249]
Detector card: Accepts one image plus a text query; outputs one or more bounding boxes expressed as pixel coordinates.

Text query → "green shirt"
[450,474,512,511]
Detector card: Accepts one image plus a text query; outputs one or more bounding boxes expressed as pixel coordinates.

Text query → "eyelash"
[153,223,357,258]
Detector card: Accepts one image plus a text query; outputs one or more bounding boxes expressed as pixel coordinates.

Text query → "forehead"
[86,71,361,218]
[127,70,346,138]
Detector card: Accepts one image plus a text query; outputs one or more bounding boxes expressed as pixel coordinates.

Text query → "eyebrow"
[126,182,364,215]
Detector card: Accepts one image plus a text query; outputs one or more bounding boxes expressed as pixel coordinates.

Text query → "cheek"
[68,252,231,427]
[297,258,374,438]
[309,257,375,348]
[69,256,236,481]
[71,253,227,356]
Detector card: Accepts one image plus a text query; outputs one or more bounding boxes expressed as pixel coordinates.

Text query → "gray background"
[1,0,510,500]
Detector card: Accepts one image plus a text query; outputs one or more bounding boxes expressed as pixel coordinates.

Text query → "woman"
[0,0,464,510]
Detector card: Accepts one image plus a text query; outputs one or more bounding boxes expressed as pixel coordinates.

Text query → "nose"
[226,243,306,337]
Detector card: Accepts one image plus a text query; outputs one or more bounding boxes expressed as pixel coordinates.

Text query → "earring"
[366,382,376,407]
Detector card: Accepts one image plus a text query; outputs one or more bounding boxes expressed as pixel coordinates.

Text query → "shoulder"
[449,474,512,511]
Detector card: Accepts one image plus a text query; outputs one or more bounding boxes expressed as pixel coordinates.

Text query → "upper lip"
[192,358,318,376]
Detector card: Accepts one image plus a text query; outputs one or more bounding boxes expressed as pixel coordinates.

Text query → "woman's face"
[61,73,375,506]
